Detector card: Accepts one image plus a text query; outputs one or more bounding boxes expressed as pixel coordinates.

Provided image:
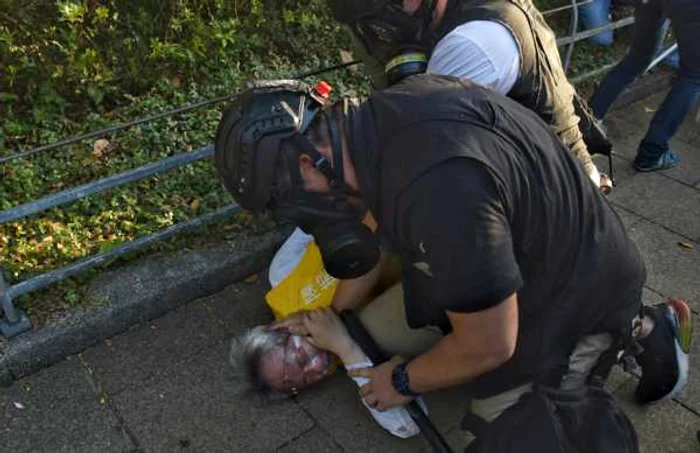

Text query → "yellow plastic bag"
[265,242,338,319]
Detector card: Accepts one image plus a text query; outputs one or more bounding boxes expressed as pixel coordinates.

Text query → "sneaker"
[635,299,692,404]
[633,148,680,172]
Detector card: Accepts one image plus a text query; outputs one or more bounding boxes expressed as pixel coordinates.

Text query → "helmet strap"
[291,134,334,182]
[325,110,345,190]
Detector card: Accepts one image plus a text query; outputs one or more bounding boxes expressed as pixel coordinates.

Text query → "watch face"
[392,362,414,396]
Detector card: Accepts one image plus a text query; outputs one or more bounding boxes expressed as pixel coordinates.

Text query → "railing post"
[0,273,32,338]
[563,0,580,74]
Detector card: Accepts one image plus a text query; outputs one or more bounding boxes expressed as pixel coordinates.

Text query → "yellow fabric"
[265,242,338,320]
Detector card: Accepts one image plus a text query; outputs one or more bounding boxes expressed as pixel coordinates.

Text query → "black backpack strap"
[573,92,612,156]
[339,309,388,365]
[587,323,644,387]
[339,309,455,453]
[573,92,616,188]
[459,396,491,437]
[619,324,644,373]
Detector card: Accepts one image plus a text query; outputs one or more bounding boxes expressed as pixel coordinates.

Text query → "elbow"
[499,342,516,363]
[486,339,516,370]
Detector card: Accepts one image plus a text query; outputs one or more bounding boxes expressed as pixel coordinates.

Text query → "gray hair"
[229,326,289,397]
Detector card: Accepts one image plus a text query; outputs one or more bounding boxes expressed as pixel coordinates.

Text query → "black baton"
[340,310,454,453]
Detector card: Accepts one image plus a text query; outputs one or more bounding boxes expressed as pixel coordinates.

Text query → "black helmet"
[214,80,381,280]
[214,80,333,211]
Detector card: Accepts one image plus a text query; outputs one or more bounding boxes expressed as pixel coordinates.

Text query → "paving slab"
[594,153,638,190]
[604,116,700,187]
[0,357,133,453]
[111,339,314,453]
[606,365,634,394]
[609,169,700,242]
[604,92,664,143]
[294,371,494,453]
[294,373,428,453]
[624,220,700,310]
[613,206,644,231]
[614,379,700,453]
[641,286,667,307]
[81,301,224,396]
[82,281,269,396]
[201,279,274,336]
[276,427,341,453]
[0,227,286,387]
[605,87,700,180]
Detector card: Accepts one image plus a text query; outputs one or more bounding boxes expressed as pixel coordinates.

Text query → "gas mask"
[214,80,379,279]
[329,0,435,86]
[274,187,379,279]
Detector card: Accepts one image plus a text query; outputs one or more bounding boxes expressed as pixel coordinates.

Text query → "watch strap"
[391,362,418,396]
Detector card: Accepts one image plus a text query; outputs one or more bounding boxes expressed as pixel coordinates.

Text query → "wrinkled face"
[259,334,334,394]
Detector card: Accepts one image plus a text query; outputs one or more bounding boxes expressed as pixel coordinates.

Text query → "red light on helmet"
[315,81,333,99]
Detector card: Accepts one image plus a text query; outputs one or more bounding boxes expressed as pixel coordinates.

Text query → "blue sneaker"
[633,148,680,172]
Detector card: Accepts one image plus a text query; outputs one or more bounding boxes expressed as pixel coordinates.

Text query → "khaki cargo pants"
[358,283,614,436]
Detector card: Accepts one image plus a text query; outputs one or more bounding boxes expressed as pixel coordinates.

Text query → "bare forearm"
[405,333,510,393]
[336,341,370,365]
[331,251,388,312]
[406,295,519,393]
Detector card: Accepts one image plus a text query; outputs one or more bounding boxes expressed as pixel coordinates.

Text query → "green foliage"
[0,0,372,324]
[0,0,639,323]
[0,0,365,143]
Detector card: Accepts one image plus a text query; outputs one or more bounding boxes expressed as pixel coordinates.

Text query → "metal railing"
[0,1,675,338]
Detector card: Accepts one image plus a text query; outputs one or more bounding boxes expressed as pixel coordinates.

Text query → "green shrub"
[0,0,639,323]
[0,0,369,149]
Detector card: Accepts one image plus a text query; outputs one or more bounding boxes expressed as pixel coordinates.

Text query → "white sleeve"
[345,358,427,439]
[427,20,521,95]
[267,227,314,287]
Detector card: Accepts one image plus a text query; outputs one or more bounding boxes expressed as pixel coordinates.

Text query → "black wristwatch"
[391,362,419,397]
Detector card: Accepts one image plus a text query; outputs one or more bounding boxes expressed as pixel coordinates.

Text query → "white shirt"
[268,227,314,287]
[428,20,602,187]
[346,358,427,438]
[427,20,521,95]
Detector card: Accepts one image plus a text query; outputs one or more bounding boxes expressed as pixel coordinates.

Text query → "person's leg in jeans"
[636,0,700,170]
[589,0,667,118]
[578,0,614,47]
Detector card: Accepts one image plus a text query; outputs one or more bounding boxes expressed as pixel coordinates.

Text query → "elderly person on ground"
[215,76,691,448]
[230,284,436,439]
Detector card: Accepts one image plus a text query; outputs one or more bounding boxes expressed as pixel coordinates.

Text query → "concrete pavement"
[2,91,700,453]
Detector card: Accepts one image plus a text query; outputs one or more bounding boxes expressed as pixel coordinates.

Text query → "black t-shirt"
[397,159,523,321]
[351,74,646,397]
[392,153,645,397]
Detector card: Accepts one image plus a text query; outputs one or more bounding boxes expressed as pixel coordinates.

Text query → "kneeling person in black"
[214,75,691,439]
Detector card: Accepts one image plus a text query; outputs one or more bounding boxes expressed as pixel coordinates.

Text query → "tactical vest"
[432,0,594,173]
